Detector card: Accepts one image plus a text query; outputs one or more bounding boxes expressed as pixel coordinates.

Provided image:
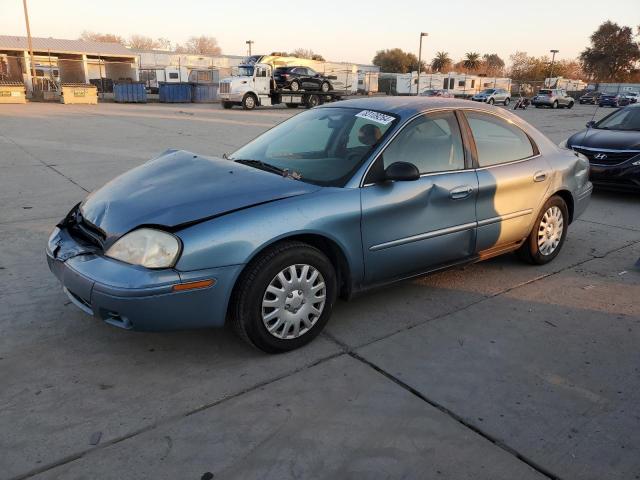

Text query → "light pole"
[246,40,254,57]
[416,32,428,95]
[549,49,559,83]
[22,0,37,84]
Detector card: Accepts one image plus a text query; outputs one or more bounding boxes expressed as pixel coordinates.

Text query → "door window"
[465,112,535,166]
[381,111,465,174]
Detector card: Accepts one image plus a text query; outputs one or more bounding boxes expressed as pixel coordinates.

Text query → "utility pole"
[549,49,559,83]
[246,40,254,57]
[22,0,37,81]
[416,32,428,95]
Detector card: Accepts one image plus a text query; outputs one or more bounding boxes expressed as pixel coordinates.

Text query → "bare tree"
[79,31,125,45]
[128,35,158,51]
[175,36,221,55]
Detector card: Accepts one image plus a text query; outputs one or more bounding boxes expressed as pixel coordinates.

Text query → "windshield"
[229,107,398,186]
[234,66,254,77]
[595,107,640,131]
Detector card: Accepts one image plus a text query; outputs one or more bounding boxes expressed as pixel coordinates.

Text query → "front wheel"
[488,98,495,105]
[504,97,510,106]
[567,101,574,109]
[517,196,568,265]
[289,80,300,92]
[242,94,257,110]
[552,100,558,109]
[221,101,233,109]
[230,241,337,353]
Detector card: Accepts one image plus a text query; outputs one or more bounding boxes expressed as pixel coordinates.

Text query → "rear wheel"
[567,101,574,109]
[305,94,320,108]
[285,103,298,109]
[504,97,510,106]
[242,94,257,110]
[289,80,300,92]
[230,241,337,353]
[488,98,495,105]
[552,100,558,109]
[320,81,331,93]
[517,196,568,265]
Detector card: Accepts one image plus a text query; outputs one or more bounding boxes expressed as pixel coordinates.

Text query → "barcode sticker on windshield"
[355,110,394,125]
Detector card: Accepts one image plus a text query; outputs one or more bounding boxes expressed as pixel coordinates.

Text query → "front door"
[462,110,551,254]
[254,65,271,95]
[361,111,478,284]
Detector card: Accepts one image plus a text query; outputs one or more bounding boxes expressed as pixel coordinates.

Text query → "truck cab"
[218,63,273,109]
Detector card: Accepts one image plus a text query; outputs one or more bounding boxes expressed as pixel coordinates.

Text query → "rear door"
[462,110,551,256]
[360,110,478,284]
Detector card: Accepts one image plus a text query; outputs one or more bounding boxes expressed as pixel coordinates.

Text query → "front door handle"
[533,171,548,182]
[449,185,474,199]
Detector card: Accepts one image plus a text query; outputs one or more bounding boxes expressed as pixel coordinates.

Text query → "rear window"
[539,89,552,95]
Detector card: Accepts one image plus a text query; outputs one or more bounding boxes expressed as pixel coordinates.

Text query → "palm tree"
[463,52,481,71]
[431,51,451,72]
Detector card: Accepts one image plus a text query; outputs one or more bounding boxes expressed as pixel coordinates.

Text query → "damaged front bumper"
[46,225,241,331]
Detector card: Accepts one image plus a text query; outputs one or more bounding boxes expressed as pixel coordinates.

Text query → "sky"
[2,0,639,66]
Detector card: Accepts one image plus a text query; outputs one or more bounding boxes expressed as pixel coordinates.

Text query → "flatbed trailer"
[218,62,347,110]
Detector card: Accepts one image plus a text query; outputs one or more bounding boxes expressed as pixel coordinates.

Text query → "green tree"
[431,51,451,72]
[463,52,481,71]
[372,48,425,73]
[580,21,640,81]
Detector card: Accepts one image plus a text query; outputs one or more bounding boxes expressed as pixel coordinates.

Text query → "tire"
[320,81,330,93]
[242,94,257,110]
[504,97,510,106]
[552,100,558,109]
[488,98,495,105]
[285,103,298,109]
[516,195,568,265]
[230,241,337,353]
[221,101,233,109]
[567,101,574,109]
[305,94,320,108]
[598,103,603,107]
[289,80,300,92]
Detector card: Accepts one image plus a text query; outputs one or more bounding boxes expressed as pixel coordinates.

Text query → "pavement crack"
[10,350,346,480]
[0,131,90,193]
[347,351,562,480]
[576,218,640,233]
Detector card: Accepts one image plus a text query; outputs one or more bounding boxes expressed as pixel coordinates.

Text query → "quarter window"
[465,112,534,166]
[381,111,465,174]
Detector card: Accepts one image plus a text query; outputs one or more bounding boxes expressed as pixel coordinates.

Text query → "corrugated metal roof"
[0,35,135,57]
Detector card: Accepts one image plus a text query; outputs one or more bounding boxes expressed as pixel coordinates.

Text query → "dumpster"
[114,82,147,103]
[0,81,26,104]
[159,82,192,103]
[192,83,218,103]
[60,84,98,104]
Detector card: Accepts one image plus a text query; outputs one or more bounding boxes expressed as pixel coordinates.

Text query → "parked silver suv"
[471,88,510,105]
[532,89,574,109]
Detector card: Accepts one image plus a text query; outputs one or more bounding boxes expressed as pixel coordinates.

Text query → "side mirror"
[586,120,596,128]
[384,162,420,182]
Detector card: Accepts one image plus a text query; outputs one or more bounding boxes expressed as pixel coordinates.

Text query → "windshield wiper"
[233,159,302,180]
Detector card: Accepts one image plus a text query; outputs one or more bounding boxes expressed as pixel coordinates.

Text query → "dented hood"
[80,150,320,239]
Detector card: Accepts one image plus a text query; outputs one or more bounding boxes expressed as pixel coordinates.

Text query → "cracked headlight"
[105,228,180,268]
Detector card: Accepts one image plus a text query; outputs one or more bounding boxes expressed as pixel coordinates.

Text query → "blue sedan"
[47,98,592,352]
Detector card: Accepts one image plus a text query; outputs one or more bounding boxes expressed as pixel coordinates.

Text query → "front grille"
[219,82,230,94]
[572,147,640,166]
[68,215,106,249]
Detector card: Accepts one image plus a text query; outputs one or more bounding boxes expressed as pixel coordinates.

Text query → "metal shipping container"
[114,82,147,103]
[0,81,26,104]
[159,82,192,103]
[192,84,218,103]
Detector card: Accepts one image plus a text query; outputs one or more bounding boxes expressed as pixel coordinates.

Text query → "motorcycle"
[513,97,530,110]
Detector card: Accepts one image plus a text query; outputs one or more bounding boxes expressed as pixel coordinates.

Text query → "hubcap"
[537,206,564,256]
[261,264,326,340]
[245,97,255,108]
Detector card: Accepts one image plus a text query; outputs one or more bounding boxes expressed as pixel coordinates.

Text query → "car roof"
[318,96,502,120]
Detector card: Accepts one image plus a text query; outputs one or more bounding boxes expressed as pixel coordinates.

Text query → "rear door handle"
[533,171,547,182]
[449,185,474,199]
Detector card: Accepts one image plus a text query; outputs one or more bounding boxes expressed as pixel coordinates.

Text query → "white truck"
[217,62,346,110]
